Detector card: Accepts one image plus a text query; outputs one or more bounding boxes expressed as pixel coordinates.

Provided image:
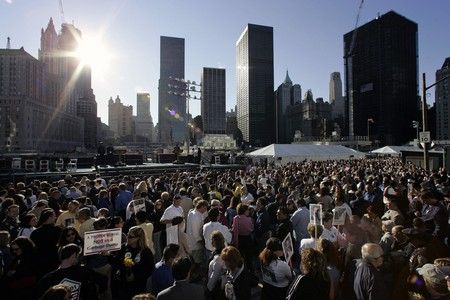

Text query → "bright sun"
[76,37,112,76]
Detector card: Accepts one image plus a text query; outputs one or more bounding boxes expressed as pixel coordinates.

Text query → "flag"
[368,118,374,123]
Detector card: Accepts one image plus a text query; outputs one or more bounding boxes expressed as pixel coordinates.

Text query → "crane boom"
[347,0,364,57]
[59,0,65,24]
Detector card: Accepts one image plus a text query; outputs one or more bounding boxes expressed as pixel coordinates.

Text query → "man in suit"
[157,257,205,300]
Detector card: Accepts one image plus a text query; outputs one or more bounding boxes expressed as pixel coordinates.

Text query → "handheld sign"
[282,233,294,264]
[309,204,323,225]
[84,228,122,256]
[126,198,146,220]
[332,207,347,226]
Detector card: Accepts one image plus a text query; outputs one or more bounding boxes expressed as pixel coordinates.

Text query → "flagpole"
[367,119,370,142]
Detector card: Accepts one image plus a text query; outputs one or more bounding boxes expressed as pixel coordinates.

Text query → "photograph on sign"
[125,198,146,220]
[309,204,323,225]
[332,207,347,226]
[84,228,122,256]
[282,233,294,264]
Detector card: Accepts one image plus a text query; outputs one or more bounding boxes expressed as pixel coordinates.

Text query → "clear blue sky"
[1,0,449,125]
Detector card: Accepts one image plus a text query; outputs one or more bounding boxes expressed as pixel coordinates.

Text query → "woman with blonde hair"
[287,248,330,300]
[134,181,148,199]
[113,226,155,299]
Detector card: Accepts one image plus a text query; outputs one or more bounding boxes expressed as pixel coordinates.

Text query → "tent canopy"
[371,145,443,155]
[246,144,365,161]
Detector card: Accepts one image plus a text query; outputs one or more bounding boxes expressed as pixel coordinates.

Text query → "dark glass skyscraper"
[236,24,275,146]
[344,11,418,145]
[201,67,226,134]
[158,36,185,144]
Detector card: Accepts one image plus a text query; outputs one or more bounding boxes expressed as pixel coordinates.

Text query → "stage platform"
[0,162,244,185]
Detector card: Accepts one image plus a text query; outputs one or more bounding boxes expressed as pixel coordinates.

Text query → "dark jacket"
[289,273,330,300]
[353,259,389,300]
[36,265,107,300]
[230,267,258,300]
[255,208,271,238]
[157,280,205,300]
[30,224,62,277]
[272,218,294,243]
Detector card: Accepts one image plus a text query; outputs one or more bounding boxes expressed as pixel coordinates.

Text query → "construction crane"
[347,0,365,57]
[345,0,365,139]
[58,0,66,24]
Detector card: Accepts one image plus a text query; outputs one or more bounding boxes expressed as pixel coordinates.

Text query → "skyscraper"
[108,96,133,138]
[39,18,97,149]
[0,47,84,151]
[329,72,345,119]
[135,92,154,141]
[344,11,418,145]
[201,67,226,134]
[275,70,301,143]
[435,57,450,140]
[236,24,275,146]
[158,36,185,144]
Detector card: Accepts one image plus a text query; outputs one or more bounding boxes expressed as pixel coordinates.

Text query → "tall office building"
[0,47,84,151]
[158,36,185,144]
[236,24,275,146]
[344,11,418,145]
[135,92,154,140]
[435,57,450,140]
[108,96,133,138]
[329,72,345,120]
[275,70,301,143]
[201,67,226,134]
[39,18,97,148]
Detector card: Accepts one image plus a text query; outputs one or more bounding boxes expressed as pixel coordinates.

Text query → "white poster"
[84,228,122,256]
[309,204,323,225]
[282,233,294,264]
[166,225,179,245]
[332,207,347,226]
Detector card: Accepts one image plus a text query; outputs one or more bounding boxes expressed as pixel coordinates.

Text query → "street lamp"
[167,77,202,154]
[421,73,449,171]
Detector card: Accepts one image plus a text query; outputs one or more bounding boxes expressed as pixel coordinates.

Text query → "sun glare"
[76,37,113,76]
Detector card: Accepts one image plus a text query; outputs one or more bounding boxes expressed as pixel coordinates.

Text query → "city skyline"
[1,0,449,126]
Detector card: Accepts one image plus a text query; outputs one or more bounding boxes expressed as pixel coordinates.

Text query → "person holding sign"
[320,212,342,245]
[113,226,155,299]
[259,238,293,300]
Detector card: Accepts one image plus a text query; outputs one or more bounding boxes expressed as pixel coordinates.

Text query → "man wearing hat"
[416,261,450,299]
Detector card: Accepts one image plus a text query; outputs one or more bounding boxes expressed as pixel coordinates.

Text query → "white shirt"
[321,226,341,243]
[186,209,207,251]
[160,204,184,245]
[261,259,292,288]
[240,193,254,205]
[300,238,316,250]
[207,254,226,291]
[203,221,232,251]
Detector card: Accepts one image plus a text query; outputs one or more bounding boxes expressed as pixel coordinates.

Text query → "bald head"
[361,243,384,268]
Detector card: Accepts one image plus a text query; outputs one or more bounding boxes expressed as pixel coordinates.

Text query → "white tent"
[247,144,365,164]
[371,145,443,157]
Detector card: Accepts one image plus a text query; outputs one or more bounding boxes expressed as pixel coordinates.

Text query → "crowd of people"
[0,157,449,300]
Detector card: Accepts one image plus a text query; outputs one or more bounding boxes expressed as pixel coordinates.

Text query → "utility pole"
[422,73,429,171]
[421,72,450,171]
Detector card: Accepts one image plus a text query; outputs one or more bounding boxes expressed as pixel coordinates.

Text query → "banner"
[84,228,122,256]
[282,233,294,264]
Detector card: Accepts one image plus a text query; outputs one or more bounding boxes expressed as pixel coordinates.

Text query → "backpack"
[286,274,304,300]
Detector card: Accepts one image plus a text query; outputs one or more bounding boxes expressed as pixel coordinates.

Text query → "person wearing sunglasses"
[113,226,155,299]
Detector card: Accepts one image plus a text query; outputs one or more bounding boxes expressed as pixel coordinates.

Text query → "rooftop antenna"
[58,0,66,24]
[6,37,11,49]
